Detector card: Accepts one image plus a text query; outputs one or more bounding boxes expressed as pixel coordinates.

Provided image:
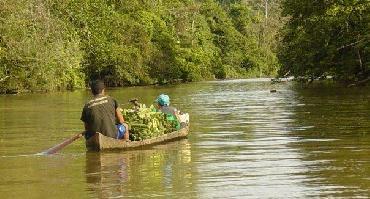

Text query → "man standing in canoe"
[81,80,129,141]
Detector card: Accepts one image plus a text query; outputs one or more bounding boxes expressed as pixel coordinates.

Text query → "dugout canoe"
[86,125,189,151]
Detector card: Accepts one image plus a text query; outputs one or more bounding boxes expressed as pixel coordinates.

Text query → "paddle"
[38,132,85,155]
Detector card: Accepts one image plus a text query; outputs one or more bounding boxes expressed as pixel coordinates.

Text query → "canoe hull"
[86,126,189,151]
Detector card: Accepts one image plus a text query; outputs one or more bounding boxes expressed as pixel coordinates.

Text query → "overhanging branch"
[0,75,9,82]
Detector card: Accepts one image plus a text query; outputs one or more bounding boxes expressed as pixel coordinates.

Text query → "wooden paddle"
[38,132,85,155]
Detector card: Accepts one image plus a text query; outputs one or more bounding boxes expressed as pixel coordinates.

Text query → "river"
[0,79,369,198]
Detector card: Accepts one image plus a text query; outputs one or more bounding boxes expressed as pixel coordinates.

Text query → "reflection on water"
[85,139,196,198]
[290,86,370,198]
[0,80,369,198]
[189,81,315,198]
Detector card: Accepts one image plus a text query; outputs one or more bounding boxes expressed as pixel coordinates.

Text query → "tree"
[0,0,286,93]
[278,0,370,83]
[0,0,84,93]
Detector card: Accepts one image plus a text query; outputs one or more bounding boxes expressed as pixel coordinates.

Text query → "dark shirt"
[81,95,119,138]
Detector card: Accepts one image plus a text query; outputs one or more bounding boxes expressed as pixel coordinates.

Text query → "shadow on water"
[84,139,197,198]
[287,84,370,198]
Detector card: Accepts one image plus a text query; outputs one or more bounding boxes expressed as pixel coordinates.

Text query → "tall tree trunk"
[356,48,363,73]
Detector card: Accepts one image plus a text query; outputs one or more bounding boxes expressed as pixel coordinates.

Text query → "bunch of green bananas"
[122,104,177,141]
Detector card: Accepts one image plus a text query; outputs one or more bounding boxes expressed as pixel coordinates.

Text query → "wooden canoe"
[86,125,189,151]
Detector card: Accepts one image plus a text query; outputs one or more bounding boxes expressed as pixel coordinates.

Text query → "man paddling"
[81,80,129,141]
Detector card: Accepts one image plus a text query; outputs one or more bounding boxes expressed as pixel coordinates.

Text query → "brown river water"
[0,79,369,198]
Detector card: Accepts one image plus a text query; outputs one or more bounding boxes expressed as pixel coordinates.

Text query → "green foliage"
[203,0,282,78]
[278,0,370,82]
[0,0,85,93]
[0,0,284,93]
[122,104,177,141]
[64,0,153,86]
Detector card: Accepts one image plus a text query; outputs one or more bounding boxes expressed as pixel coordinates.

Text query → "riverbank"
[2,76,369,95]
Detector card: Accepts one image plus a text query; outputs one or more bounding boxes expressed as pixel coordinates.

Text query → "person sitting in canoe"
[155,94,189,129]
[81,80,130,141]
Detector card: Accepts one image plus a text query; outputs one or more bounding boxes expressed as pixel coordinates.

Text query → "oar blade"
[39,132,84,155]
